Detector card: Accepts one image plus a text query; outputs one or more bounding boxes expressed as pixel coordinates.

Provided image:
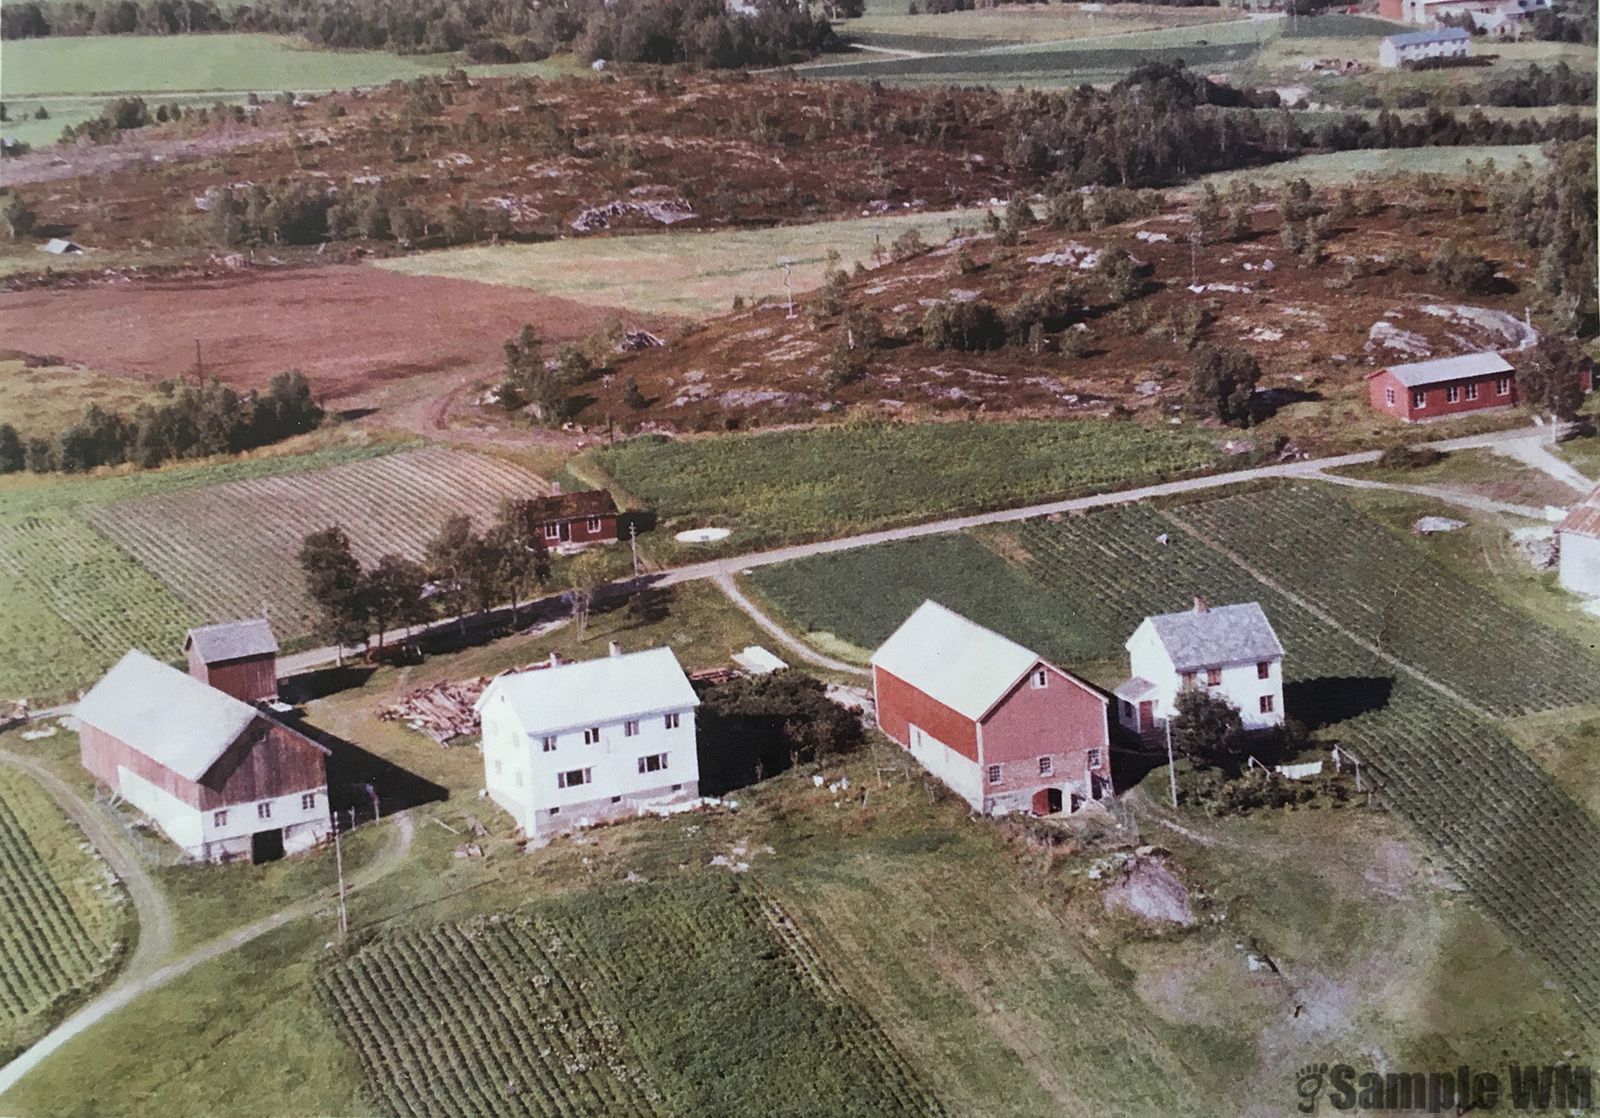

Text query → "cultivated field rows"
[85,447,552,635]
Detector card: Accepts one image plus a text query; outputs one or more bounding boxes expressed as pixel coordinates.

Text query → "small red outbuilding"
[871,601,1111,817]
[1368,352,1516,423]
[526,489,620,548]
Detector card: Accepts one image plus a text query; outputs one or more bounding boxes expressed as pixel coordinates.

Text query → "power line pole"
[1165,717,1178,809]
[333,817,349,939]
[628,521,641,582]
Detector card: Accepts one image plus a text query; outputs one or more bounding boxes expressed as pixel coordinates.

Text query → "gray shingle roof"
[1384,26,1471,47]
[1377,352,1512,389]
[185,618,278,664]
[1145,602,1284,673]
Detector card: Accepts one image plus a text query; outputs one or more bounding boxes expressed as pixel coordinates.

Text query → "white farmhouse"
[1558,486,1600,597]
[1378,26,1472,68]
[475,645,700,838]
[1115,598,1285,737]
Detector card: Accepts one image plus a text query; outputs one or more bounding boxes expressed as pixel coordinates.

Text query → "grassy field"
[751,481,1600,1029]
[1191,144,1548,191]
[0,359,164,438]
[838,3,1242,52]
[590,420,1225,552]
[0,765,130,1065]
[0,437,408,700]
[0,34,576,100]
[377,209,975,319]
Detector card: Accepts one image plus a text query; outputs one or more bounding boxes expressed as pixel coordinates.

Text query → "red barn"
[76,650,331,863]
[526,489,620,549]
[185,618,279,704]
[1368,352,1516,422]
[871,601,1111,816]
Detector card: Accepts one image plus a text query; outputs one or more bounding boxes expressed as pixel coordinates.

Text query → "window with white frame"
[583,727,600,745]
[1257,661,1271,680]
[1385,387,1396,405]
[542,735,557,752]
[1465,382,1478,401]
[624,720,640,737]
[557,768,592,789]
[257,802,273,820]
[1038,756,1053,777]
[301,792,317,811]
[1030,668,1048,689]
[543,523,561,540]
[664,712,680,730]
[1413,390,1426,409]
[987,764,1002,784]
[1260,695,1275,714]
[213,810,228,827]
[1497,377,1511,396]
[638,753,668,774]
[586,516,602,532]
[1086,748,1102,769]
[1446,385,1460,403]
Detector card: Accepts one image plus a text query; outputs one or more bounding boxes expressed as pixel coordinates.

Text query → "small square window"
[1181,672,1197,688]
[1257,661,1271,680]
[1038,756,1053,777]
[638,753,668,774]
[1206,667,1222,687]
[213,810,228,827]
[301,792,317,811]
[1086,748,1102,769]
[543,523,561,540]
[1385,387,1396,405]
[1497,377,1511,396]
[1413,390,1427,409]
[1465,382,1479,401]
[664,712,680,730]
[583,727,600,745]
[549,806,560,816]
[671,783,683,792]
[1260,695,1276,714]
[987,764,1002,785]
[1030,668,1048,689]
[587,516,602,532]
[1445,385,1461,404]
[257,802,273,820]
[624,720,640,737]
[542,736,557,752]
[611,795,622,803]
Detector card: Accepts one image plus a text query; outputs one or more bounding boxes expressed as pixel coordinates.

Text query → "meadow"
[590,420,1225,550]
[751,482,1600,1028]
[838,3,1241,53]
[0,765,129,1064]
[1190,143,1548,191]
[378,209,976,319]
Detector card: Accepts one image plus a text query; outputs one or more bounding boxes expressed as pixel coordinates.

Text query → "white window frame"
[1086,748,1103,769]
[664,712,680,730]
[557,767,592,789]
[300,792,316,811]
[1038,756,1052,777]
[1257,661,1271,680]
[1385,387,1396,406]
[1497,377,1511,396]
[1412,390,1427,409]
[987,764,1002,785]
[1445,385,1460,404]
[637,753,668,774]
[213,809,228,827]
[583,727,600,745]
[624,720,640,738]
[1465,382,1479,401]
[1030,668,1048,689]
[257,802,273,820]
[541,735,557,752]
[586,515,602,532]
[1260,695,1275,714]
[543,523,561,540]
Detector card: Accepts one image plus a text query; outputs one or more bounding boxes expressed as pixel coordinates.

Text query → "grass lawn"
[1194,144,1547,192]
[587,419,1225,554]
[838,3,1242,52]
[0,34,577,100]
[0,357,163,440]
[1336,446,1585,508]
[1555,431,1600,482]
[376,209,976,319]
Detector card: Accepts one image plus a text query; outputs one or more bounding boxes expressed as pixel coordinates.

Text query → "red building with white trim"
[526,489,620,549]
[871,601,1111,816]
[1368,352,1516,423]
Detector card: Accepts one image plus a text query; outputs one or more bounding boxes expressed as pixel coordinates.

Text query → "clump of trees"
[0,371,323,475]
[1427,239,1499,295]
[1484,143,1596,334]
[1186,345,1259,427]
[696,670,863,793]
[1171,688,1247,767]
[1519,336,1592,423]
[496,326,600,425]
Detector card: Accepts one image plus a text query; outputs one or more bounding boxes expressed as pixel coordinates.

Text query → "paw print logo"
[1295,1063,1329,1114]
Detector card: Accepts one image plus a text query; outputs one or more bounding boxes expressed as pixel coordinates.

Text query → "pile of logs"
[380,678,490,744]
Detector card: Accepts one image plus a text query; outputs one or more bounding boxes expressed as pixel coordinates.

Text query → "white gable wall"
[1126,623,1285,731]
[906,723,982,811]
[118,767,204,854]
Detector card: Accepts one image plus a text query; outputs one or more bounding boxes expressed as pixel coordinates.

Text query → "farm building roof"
[871,601,1047,722]
[527,489,618,521]
[1138,602,1285,673]
[1558,485,1600,540]
[76,650,258,783]
[185,617,279,664]
[474,646,698,736]
[1114,677,1157,701]
[1383,26,1472,46]
[1373,352,1512,388]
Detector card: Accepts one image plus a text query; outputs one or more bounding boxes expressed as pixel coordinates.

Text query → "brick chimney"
[1193,595,1208,614]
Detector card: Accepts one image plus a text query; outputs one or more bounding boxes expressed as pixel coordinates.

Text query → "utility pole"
[628,521,641,582]
[1189,228,1201,288]
[1165,718,1178,809]
[333,818,349,939]
[194,338,203,385]
[780,259,795,318]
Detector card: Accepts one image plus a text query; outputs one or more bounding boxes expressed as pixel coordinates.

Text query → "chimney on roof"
[1194,595,1208,614]
[548,652,560,668]
[551,481,563,495]
[608,641,622,658]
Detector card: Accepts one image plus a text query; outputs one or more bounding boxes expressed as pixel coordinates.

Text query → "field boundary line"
[711,575,870,678]
[1152,509,1495,721]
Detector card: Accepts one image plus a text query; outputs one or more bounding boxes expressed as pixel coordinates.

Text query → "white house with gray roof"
[1115,598,1285,737]
[475,645,700,839]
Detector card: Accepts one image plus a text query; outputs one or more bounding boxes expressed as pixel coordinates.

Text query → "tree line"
[297,502,616,653]
[2,0,837,67]
[1483,142,1597,335]
[0,371,323,475]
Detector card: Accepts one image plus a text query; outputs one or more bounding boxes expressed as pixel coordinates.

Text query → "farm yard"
[750,480,1600,1031]
[590,420,1225,551]
[0,765,129,1064]
[320,880,942,1118]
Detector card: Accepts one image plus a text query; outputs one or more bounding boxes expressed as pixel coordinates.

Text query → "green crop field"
[319,879,943,1117]
[0,34,576,100]
[591,420,1225,550]
[0,439,408,700]
[0,766,129,1064]
[1191,144,1548,191]
[751,484,1600,1028]
[838,3,1241,53]
[378,209,975,319]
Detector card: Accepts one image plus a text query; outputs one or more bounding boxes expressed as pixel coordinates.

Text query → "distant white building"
[1558,486,1600,597]
[475,645,701,838]
[1115,599,1286,737]
[1379,26,1472,67]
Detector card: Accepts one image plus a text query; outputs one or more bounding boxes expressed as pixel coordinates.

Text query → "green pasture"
[1190,142,1547,191]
